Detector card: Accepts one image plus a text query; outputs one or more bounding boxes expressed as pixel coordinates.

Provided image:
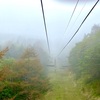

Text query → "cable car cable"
[40,0,51,54]
[64,0,80,34]
[58,0,99,56]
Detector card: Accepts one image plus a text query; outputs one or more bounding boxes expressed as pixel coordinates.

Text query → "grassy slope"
[44,69,88,100]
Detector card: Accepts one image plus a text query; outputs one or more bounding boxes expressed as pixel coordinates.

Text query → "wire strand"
[70,0,87,31]
[58,0,99,56]
[64,0,80,34]
[40,0,50,54]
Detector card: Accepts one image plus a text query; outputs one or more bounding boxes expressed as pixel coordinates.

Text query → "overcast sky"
[0,0,100,57]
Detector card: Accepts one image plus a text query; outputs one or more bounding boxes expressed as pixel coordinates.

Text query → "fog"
[0,0,100,58]
[0,0,100,99]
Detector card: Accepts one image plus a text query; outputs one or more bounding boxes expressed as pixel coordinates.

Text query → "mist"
[0,0,100,99]
[0,0,100,58]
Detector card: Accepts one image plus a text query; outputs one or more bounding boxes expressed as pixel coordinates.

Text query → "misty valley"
[0,0,100,100]
[0,25,100,100]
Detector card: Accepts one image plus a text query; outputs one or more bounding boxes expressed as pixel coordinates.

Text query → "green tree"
[69,25,100,96]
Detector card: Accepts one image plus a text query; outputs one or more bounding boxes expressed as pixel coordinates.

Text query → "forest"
[68,25,100,98]
[0,25,100,100]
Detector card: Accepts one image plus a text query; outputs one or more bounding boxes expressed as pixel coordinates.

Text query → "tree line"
[68,25,100,97]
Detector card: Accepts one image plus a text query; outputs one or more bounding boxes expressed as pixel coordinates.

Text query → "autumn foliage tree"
[0,47,50,100]
[0,47,8,59]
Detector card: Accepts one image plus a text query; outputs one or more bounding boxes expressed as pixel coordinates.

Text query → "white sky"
[0,0,100,57]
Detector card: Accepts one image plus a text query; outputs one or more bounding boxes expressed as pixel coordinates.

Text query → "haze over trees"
[0,46,50,100]
[68,25,100,97]
[0,25,100,100]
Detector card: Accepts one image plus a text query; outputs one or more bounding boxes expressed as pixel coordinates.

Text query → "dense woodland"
[68,25,100,97]
[0,46,50,100]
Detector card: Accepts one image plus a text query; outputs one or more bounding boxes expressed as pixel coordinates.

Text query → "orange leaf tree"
[0,47,50,100]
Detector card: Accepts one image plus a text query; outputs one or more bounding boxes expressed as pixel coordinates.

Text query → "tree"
[0,47,50,100]
[68,25,100,96]
[0,47,8,59]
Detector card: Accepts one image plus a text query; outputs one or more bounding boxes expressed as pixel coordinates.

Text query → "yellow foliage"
[0,47,8,59]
